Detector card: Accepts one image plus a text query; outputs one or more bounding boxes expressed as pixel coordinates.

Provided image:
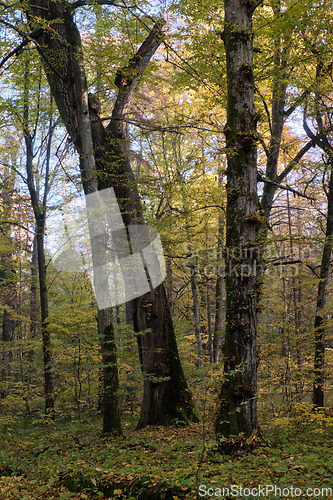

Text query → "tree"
[0,153,17,386]
[22,57,56,414]
[212,168,224,364]
[303,62,333,407]
[23,0,197,429]
[215,0,262,450]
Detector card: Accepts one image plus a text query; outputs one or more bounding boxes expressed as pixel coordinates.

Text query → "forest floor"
[0,405,332,499]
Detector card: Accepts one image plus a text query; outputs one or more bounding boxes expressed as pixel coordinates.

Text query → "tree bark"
[30,234,38,339]
[215,0,261,450]
[27,1,197,428]
[166,256,173,314]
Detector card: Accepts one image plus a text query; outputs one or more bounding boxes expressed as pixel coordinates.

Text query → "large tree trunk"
[215,0,261,451]
[27,1,197,428]
[30,235,38,339]
[134,284,196,427]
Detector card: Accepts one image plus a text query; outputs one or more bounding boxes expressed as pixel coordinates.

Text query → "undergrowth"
[0,404,332,499]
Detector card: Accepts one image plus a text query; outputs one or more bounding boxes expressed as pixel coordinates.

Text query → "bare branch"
[0,21,63,79]
[0,162,27,184]
[303,115,326,151]
[284,90,310,118]
[255,86,272,136]
[69,0,120,10]
[270,259,302,266]
[0,39,31,69]
[277,139,314,184]
[258,174,315,201]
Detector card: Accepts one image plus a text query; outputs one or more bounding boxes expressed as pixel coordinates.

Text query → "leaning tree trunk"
[215,0,261,451]
[27,1,197,428]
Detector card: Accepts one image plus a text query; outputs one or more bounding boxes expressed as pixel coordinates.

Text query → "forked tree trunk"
[65,15,122,435]
[92,69,198,426]
[28,1,197,428]
[215,0,261,450]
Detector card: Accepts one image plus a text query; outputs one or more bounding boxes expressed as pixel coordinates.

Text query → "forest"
[0,0,333,498]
